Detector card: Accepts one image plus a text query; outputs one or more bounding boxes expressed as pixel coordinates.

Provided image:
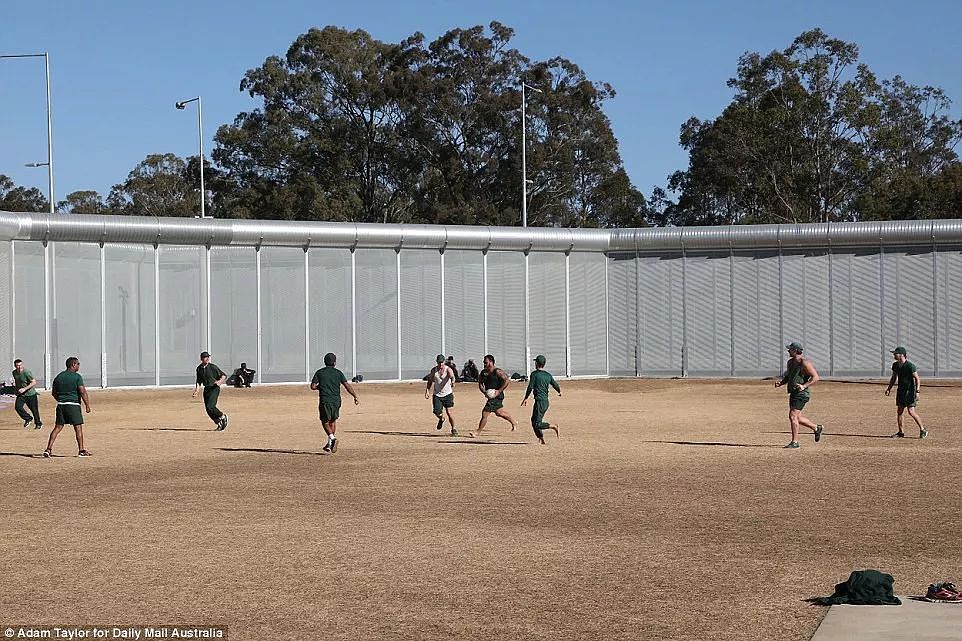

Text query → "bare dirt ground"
[2,378,960,640]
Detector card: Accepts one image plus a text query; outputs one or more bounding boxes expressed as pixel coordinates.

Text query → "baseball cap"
[200,351,211,358]
[785,342,803,353]
[533,354,546,366]
[891,346,907,356]
[436,354,445,363]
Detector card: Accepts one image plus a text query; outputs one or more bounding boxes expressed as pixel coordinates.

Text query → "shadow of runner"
[440,440,527,445]
[644,440,781,448]
[761,431,902,439]
[344,429,449,439]
[129,427,211,432]
[216,447,327,456]
[0,451,45,458]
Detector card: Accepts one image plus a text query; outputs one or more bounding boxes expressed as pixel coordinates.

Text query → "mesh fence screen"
[570,252,607,375]
[50,243,102,387]
[308,248,353,377]
[13,241,46,387]
[158,245,206,385]
[528,252,566,374]
[210,247,258,379]
[399,250,441,379]
[442,250,484,374]
[260,247,307,382]
[486,251,525,376]
[355,249,398,380]
[105,245,155,386]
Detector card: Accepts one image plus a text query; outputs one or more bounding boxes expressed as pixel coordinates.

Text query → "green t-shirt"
[312,366,347,403]
[781,359,812,397]
[12,369,38,397]
[526,369,560,401]
[51,370,85,404]
[195,363,226,388]
[892,360,917,395]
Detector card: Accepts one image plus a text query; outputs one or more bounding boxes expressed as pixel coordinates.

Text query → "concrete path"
[811,597,962,640]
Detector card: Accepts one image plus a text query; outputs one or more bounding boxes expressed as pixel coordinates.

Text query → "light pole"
[521,82,541,227]
[2,52,54,214]
[175,96,206,218]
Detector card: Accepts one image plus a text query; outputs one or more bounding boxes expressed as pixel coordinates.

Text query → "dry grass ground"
[1,378,960,640]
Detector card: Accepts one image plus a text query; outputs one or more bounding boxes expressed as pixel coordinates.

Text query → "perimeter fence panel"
[50,243,102,387]
[260,247,307,382]
[158,245,206,385]
[685,252,733,376]
[637,254,684,376]
[732,251,782,377]
[830,249,883,376]
[105,245,155,386]
[779,250,830,371]
[308,248,353,377]
[528,252,566,374]
[0,241,12,374]
[936,246,962,377]
[210,246,257,377]
[355,249,399,380]
[13,241,46,387]
[606,253,636,377]
[570,252,608,376]
[442,250,485,371]
[399,250,442,379]
[883,247,936,375]
[485,251,526,376]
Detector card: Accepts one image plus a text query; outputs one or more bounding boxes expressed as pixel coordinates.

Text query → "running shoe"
[24,419,31,429]
[784,441,800,449]
[814,425,823,442]
[330,438,338,453]
[891,431,905,438]
[920,428,928,439]
[42,449,51,458]
[450,427,459,437]
[78,450,92,457]
[322,441,332,453]
[436,417,444,430]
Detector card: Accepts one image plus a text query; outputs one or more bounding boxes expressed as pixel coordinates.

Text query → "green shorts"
[55,404,84,426]
[319,401,341,423]
[483,393,504,413]
[789,393,810,411]
[432,393,454,416]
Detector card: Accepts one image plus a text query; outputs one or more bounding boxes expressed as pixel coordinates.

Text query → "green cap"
[891,346,907,356]
[436,354,445,364]
[533,354,546,366]
[785,342,803,353]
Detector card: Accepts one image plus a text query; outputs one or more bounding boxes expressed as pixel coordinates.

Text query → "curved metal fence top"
[2,211,962,251]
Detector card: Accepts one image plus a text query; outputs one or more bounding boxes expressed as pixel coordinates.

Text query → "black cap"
[200,351,211,358]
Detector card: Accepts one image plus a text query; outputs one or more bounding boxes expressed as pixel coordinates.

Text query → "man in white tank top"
[425,354,458,436]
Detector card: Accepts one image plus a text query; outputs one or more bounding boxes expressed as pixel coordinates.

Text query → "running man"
[43,357,92,458]
[468,354,516,438]
[774,342,823,449]
[521,354,561,445]
[193,351,229,430]
[425,354,458,436]
[12,359,42,429]
[885,346,926,439]
[310,352,359,453]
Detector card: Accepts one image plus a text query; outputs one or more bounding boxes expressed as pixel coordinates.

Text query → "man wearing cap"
[885,347,926,438]
[425,354,458,436]
[12,358,42,429]
[193,351,229,430]
[774,342,823,449]
[521,354,561,445]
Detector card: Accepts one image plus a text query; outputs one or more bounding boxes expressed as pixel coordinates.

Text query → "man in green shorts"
[13,358,42,429]
[521,354,561,445]
[310,352,359,453]
[774,342,823,449]
[468,354,516,438]
[885,346,926,439]
[425,354,458,436]
[43,357,92,457]
[193,351,229,430]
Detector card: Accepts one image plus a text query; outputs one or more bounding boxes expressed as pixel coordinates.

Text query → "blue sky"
[2,0,961,207]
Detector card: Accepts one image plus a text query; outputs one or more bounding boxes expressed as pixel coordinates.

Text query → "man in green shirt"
[774,342,824,449]
[193,351,229,430]
[43,357,92,457]
[885,346,926,439]
[12,358,42,429]
[521,354,561,445]
[310,352,359,453]
[468,354,517,438]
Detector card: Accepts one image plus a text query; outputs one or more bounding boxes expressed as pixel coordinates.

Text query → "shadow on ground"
[216,447,327,456]
[644,440,780,448]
